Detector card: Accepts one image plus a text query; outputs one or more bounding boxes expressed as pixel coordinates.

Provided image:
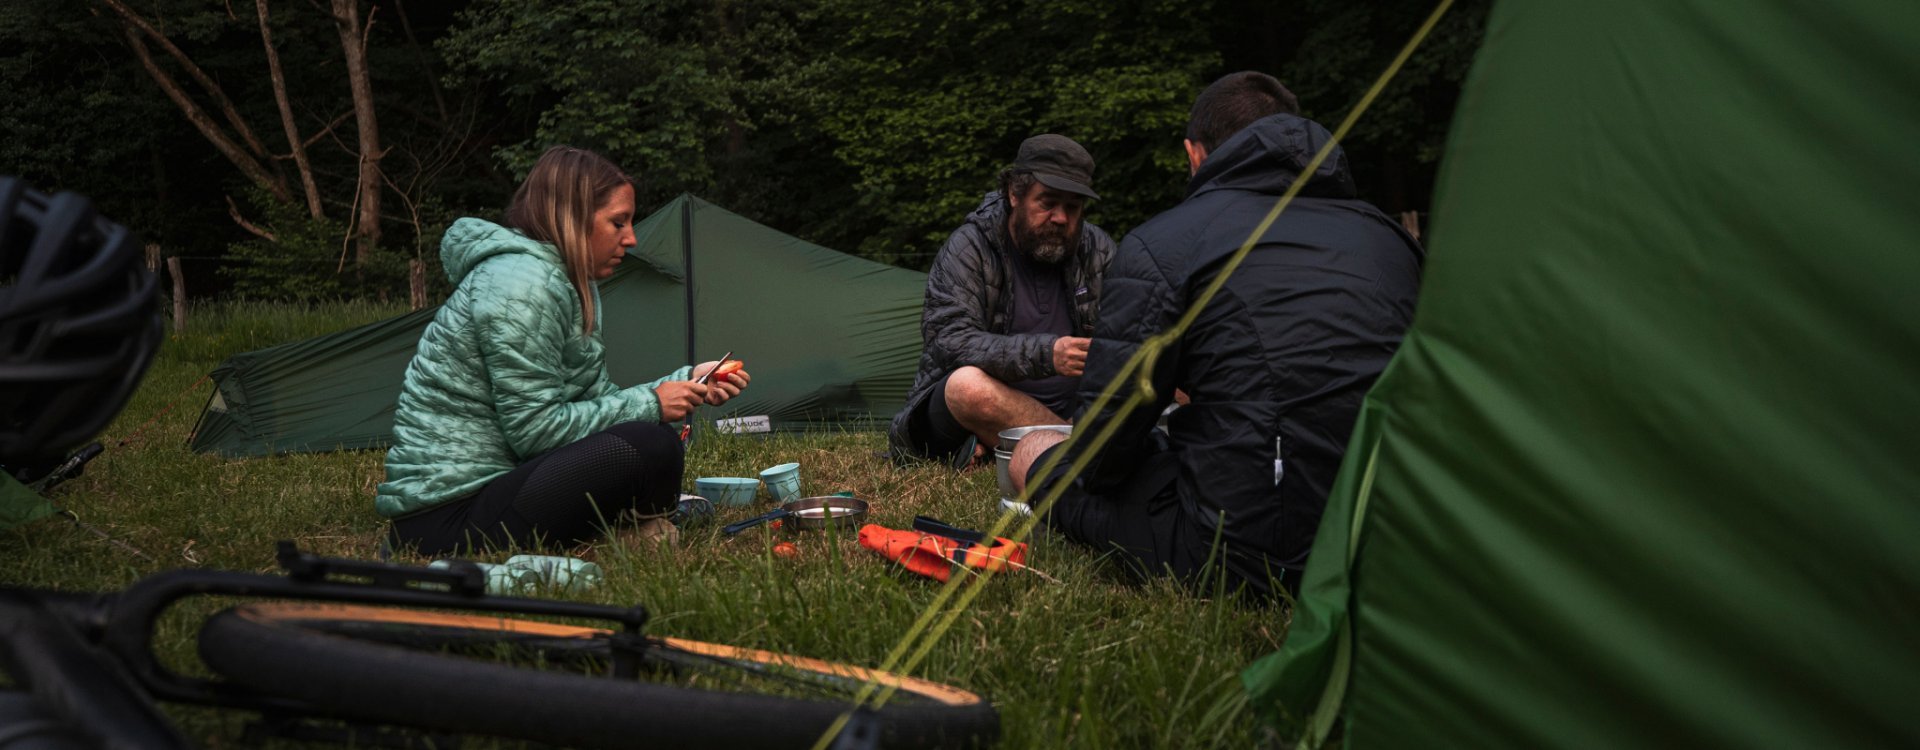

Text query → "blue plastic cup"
[759,463,803,504]
[695,477,760,506]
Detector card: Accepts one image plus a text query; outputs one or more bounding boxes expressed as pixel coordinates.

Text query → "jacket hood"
[439,217,563,284]
[1188,113,1358,201]
[964,191,1010,237]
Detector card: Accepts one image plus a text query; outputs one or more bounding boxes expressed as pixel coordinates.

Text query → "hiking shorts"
[905,373,976,461]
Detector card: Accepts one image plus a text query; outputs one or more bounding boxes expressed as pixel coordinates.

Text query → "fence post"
[410,259,427,311]
[144,243,160,272]
[166,256,187,333]
[1400,211,1422,242]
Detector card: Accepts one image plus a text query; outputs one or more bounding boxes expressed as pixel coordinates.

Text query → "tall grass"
[1,301,1283,748]
[161,298,412,365]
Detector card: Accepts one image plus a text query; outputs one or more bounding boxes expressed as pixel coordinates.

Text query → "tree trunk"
[166,256,187,333]
[98,0,288,198]
[256,0,324,220]
[119,26,293,204]
[330,0,383,265]
[409,259,427,310]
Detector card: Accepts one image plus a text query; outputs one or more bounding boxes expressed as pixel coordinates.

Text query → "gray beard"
[1011,216,1075,264]
[1029,240,1069,264]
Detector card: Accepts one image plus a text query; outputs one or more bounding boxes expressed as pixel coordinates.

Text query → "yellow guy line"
[812,2,1453,746]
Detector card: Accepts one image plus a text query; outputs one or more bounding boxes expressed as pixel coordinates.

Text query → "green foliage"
[439,0,872,259]
[1278,0,1492,208]
[0,0,210,244]
[220,192,416,303]
[440,0,1217,265]
[8,0,1483,285]
[440,0,791,190]
[1289,0,1487,155]
[808,0,1218,259]
[5,0,510,297]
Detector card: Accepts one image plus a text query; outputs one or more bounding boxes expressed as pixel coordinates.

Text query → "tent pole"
[681,195,696,367]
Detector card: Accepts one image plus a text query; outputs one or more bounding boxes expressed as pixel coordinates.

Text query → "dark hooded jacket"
[887,192,1116,458]
[1043,113,1424,594]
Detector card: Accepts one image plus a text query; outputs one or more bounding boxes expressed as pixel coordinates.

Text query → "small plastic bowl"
[758,463,803,504]
[695,477,760,506]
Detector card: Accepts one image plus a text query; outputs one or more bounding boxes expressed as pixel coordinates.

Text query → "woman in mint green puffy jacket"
[377,146,749,555]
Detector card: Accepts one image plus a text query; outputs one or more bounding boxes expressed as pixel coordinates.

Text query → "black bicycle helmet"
[0,177,161,466]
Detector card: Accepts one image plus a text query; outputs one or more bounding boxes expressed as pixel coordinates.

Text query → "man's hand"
[1052,336,1090,377]
[693,360,751,405]
[653,381,709,422]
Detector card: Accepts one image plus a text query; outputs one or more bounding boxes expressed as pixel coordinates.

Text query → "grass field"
[1,301,1286,748]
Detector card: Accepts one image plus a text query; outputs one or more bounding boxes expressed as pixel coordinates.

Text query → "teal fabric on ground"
[0,472,57,530]
[190,195,928,458]
[374,218,691,517]
[1244,0,1920,747]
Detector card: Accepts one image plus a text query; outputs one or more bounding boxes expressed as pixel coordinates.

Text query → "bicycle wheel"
[197,602,997,749]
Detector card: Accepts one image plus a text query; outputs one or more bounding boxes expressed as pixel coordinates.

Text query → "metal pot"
[721,496,869,536]
[994,425,1070,502]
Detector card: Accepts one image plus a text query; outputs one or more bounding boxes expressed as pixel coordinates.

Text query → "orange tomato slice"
[709,360,745,383]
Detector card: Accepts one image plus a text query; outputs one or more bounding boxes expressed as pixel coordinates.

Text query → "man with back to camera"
[1011,72,1425,597]
[887,135,1117,468]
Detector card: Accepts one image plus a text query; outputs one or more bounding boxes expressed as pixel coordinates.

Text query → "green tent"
[1245,0,1920,746]
[1,471,58,530]
[191,195,927,457]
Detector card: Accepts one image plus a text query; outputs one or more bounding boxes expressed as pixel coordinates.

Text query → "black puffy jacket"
[887,192,1116,458]
[1051,113,1424,592]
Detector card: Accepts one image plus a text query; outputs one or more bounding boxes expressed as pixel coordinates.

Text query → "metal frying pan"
[721,496,869,536]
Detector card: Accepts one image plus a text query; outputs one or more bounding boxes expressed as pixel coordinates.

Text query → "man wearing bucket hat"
[887,135,1117,469]
[1013,72,1424,598]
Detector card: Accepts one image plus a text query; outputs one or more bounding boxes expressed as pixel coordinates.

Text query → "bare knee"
[944,366,1004,419]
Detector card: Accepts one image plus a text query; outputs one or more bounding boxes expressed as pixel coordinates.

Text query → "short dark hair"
[1185,71,1300,152]
[997,167,1041,202]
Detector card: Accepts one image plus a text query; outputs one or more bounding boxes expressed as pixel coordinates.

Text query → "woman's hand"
[692,360,751,405]
[654,381,709,422]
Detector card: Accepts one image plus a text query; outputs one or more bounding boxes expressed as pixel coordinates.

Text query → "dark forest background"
[2,0,1487,302]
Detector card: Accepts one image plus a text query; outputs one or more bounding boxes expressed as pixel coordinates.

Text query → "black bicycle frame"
[1,542,657,749]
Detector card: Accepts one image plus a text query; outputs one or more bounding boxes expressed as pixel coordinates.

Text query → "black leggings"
[389,422,683,556]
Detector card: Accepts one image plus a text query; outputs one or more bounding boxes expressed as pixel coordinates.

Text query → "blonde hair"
[504,146,633,336]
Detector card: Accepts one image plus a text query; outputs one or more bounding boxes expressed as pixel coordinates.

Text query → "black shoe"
[949,435,979,471]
